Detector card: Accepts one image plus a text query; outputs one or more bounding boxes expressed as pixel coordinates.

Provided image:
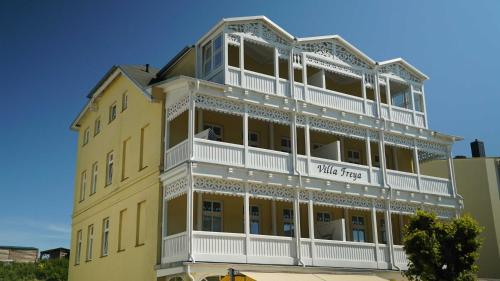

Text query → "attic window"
[202,34,223,77]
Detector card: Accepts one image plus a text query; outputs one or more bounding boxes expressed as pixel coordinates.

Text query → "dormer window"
[202,34,222,77]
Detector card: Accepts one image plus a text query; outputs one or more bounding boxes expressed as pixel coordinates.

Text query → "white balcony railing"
[162,231,406,269]
[164,139,453,196]
[226,67,427,128]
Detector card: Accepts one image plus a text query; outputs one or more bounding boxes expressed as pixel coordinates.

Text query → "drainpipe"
[289,38,305,267]
[186,264,195,281]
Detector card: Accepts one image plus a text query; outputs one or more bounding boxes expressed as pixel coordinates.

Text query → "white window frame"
[202,200,223,232]
[90,162,98,195]
[347,149,361,164]
[102,217,110,257]
[249,131,260,147]
[316,211,331,223]
[86,224,94,261]
[283,208,294,237]
[351,216,366,242]
[202,34,223,77]
[79,170,87,202]
[83,127,90,145]
[204,123,223,141]
[75,229,82,265]
[106,151,114,186]
[280,137,291,153]
[94,118,101,136]
[250,205,260,234]
[109,103,117,123]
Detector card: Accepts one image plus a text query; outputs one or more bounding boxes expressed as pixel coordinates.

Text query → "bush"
[0,258,68,281]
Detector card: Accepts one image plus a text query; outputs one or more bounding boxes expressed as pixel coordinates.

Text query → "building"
[421,140,500,280]
[40,247,70,260]
[69,16,462,281]
[0,246,38,263]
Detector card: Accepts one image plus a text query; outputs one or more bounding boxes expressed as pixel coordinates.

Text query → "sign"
[317,164,363,182]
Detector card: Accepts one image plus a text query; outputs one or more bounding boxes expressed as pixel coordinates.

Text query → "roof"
[153,46,194,83]
[0,246,38,251]
[379,58,429,80]
[40,247,70,253]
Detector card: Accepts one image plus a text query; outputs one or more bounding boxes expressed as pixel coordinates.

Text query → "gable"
[379,60,427,83]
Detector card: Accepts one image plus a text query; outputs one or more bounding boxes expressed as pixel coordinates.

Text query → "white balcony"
[164,138,453,197]
[161,231,408,270]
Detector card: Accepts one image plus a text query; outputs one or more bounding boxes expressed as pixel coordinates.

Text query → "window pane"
[202,215,212,231]
[213,202,221,212]
[251,220,260,234]
[203,201,212,211]
[214,35,222,50]
[214,52,222,68]
[213,216,222,232]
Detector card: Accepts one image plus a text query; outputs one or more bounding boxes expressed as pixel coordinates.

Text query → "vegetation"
[403,210,482,281]
[0,258,68,281]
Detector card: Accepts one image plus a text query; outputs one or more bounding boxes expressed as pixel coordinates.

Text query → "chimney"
[145,64,149,73]
[471,139,486,158]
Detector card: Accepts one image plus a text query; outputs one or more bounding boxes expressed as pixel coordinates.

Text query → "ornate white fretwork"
[195,94,244,116]
[311,190,384,211]
[306,56,362,78]
[390,200,418,214]
[164,177,188,200]
[167,96,189,121]
[227,33,240,45]
[248,183,294,201]
[193,177,245,196]
[227,23,289,57]
[424,205,456,218]
[298,41,334,60]
[309,117,366,140]
[380,63,421,83]
[248,104,291,125]
[384,133,414,150]
[416,139,447,156]
[334,44,370,69]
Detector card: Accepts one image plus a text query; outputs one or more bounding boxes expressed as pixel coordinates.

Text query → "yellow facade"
[69,71,163,281]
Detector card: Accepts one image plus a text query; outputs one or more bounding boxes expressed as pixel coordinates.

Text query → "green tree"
[0,258,68,281]
[403,210,482,281]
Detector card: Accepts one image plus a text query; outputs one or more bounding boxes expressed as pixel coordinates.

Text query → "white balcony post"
[344,208,350,241]
[385,77,392,121]
[378,131,387,187]
[244,183,250,261]
[374,71,382,118]
[321,69,326,89]
[371,200,380,266]
[413,141,421,191]
[362,73,368,115]
[274,48,280,95]
[410,84,417,126]
[447,147,457,198]
[307,191,316,265]
[223,34,229,84]
[305,117,311,175]
[186,176,194,261]
[421,84,429,128]
[239,35,245,88]
[196,193,202,230]
[365,129,373,184]
[384,202,395,269]
[271,201,277,235]
[293,189,302,264]
[164,112,170,170]
[243,104,249,168]
[302,53,308,102]
[188,93,195,160]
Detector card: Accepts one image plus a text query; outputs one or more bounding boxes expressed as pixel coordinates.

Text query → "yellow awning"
[223,272,390,281]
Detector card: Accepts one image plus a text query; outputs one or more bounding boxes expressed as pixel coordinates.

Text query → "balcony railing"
[226,66,426,128]
[164,139,452,196]
[161,231,408,269]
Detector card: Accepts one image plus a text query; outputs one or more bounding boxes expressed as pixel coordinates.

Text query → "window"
[75,230,82,265]
[283,209,294,237]
[86,224,94,261]
[118,209,126,252]
[139,125,149,170]
[202,34,222,76]
[352,216,366,242]
[204,124,223,141]
[106,151,114,186]
[250,205,260,234]
[316,212,331,222]
[413,93,423,112]
[109,103,117,123]
[101,218,110,256]
[90,162,98,195]
[122,92,128,111]
[83,127,90,145]
[379,219,387,244]
[202,201,222,232]
[79,170,87,202]
[122,139,129,180]
[136,201,146,246]
[281,137,291,153]
[347,150,361,164]
[94,118,101,136]
[249,131,260,147]
[312,143,323,150]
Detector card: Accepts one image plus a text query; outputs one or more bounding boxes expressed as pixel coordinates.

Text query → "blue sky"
[0,0,499,251]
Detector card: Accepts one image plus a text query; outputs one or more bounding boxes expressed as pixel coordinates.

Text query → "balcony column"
[163,111,170,170]
[421,85,429,128]
[271,201,277,235]
[239,35,245,88]
[343,208,350,241]
[384,201,395,269]
[293,189,302,264]
[362,73,368,115]
[274,48,280,96]
[321,69,326,89]
[410,84,417,126]
[447,146,458,198]
[188,92,196,160]
[243,104,249,168]
[302,53,308,102]
[305,117,311,175]
[385,77,392,121]
[244,183,250,262]
[373,70,382,118]
[307,191,316,265]
[371,200,380,266]
[413,141,421,191]
[365,129,373,184]
[186,174,194,261]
